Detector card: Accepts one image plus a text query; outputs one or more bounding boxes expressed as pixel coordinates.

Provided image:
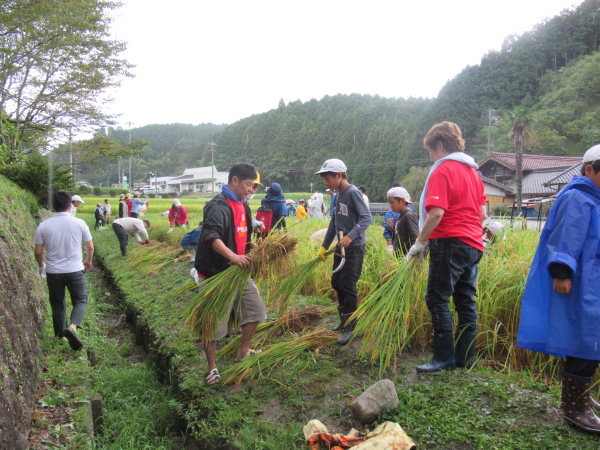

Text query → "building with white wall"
[166,166,229,193]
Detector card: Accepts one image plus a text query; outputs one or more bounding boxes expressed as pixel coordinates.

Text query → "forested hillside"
[212,0,600,200]
[76,123,226,186]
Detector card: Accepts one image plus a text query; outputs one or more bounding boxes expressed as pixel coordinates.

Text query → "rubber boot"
[416,333,456,373]
[455,331,477,369]
[331,306,345,332]
[337,313,355,346]
[561,372,600,434]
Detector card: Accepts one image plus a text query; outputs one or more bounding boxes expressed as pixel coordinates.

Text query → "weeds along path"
[29,262,187,449]
[81,213,600,449]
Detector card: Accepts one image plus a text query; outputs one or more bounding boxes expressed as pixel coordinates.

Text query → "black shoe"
[337,313,356,346]
[455,331,477,369]
[62,327,83,351]
[416,333,456,373]
[332,306,345,332]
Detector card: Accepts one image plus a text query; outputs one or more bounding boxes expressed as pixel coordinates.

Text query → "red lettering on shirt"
[227,198,248,256]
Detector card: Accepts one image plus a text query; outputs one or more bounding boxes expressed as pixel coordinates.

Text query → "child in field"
[94,204,104,230]
[316,159,372,345]
[296,199,308,219]
[517,145,600,434]
[386,187,419,256]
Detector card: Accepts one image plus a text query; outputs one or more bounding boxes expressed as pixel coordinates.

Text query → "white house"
[166,166,229,193]
[149,176,175,193]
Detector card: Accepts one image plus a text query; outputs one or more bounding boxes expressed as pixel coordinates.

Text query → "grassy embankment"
[78,208,600,449]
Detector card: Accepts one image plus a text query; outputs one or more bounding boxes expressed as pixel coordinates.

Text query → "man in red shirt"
[407,121,487,373]
[194,163,267,385]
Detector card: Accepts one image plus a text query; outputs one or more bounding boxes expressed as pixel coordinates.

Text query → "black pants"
[131,212,138,218]
[565,356,600,377]
[112,223,129,256]
[425,238,483,336]
[331,244,365,315]
[46,271,88,337]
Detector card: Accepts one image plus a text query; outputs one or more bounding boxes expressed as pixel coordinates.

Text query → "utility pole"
[487,109,497,156]
[127,122,133,190]
[69,127,73,176]
[208,140,217,193]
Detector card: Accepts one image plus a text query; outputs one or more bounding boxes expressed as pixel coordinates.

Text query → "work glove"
[252,219,265,233]
[386,245,394,254]
[317,246,328,261]
[406,240,426,261]
[141,239,150,245]
[39,264,46,279]
[182,224,187,229]
[167,227,173,234]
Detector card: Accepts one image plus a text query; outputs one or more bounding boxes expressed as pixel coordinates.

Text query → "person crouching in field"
[167,198,188,233]
[407,122,486,373]
[111,217,151,256]
[316,158,373,346]
[386,187,419,256]
[517,145,600,435]
[194,162,267,385]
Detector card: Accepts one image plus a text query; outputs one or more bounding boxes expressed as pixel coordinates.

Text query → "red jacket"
[169,205,188,227]
[125,200,132,217]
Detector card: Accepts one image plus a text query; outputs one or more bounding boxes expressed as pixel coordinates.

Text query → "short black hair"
[319,171,348,180]
[581,160,600,176]
[392,182,402,187]
[143,219,151,227]
[52,190,72,212]
[228,162,257,184]
[104,199,108,202]
[358,185,366,193]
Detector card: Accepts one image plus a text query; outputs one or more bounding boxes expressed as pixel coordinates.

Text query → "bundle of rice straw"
[170,279,198,297]
[350,258,422,374]
[220,328,338,385]
[268,252,333,314]
[183,232,298,344]
[128,242,188,274]
[217,306,324,358]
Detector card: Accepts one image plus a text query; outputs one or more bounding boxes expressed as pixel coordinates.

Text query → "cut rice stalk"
[217,306,324,358]
[350,258,422,374]
[220,328,338,385]
[170,279,198,297]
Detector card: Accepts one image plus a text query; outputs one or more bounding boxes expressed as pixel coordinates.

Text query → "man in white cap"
[315,158,372,345]
[517,144,600,435]
[386,186,419,255]
[70,194,84,217]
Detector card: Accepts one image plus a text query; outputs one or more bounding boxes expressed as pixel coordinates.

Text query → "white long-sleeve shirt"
[112,218,149,243]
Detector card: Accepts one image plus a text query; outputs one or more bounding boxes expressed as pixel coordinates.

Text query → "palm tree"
[505,107,532,216]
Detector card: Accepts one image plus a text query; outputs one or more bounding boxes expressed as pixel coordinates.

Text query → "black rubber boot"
[455,331,477,369]
[561,372,600,434]
[337,313,355,346]
[416,333,456,373]
[331,306,345,332]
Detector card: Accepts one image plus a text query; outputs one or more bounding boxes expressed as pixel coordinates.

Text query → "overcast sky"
[104,0,582,130]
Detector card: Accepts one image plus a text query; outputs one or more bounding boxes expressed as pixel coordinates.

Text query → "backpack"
[255,205,273,236]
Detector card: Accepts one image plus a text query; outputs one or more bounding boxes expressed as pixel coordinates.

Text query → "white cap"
[315,158,347,175]
[583,144,600,164]
[486,222,504,235]
[72,194,84,203]
[386,187,412,204]
[173,198,181,207]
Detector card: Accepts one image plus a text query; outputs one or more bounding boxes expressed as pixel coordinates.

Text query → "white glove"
[406,240,426,261]
[386,245,394,254]
[252,219,265,231]
[182,224,187,229]
[39,264,46,279]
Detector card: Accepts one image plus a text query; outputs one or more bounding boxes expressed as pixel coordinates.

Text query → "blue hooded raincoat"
[517,176,600,360]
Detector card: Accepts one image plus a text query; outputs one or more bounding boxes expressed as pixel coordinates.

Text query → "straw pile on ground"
[217,306,324,358]
[220,328,338,385]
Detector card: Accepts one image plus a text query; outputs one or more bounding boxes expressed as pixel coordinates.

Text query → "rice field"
[122,208,555,382]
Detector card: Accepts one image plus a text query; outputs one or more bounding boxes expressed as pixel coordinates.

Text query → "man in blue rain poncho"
[517,144,600,435]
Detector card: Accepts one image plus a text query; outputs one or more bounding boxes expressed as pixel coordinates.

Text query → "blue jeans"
[181,244,197,261]
[425,238,483,336]
[46,270,88,337]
